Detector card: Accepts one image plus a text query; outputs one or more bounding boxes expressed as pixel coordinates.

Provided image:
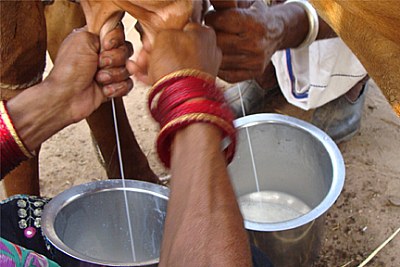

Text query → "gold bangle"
[152,69,215,92]
[159,112,234,140]
[0,101,35,158]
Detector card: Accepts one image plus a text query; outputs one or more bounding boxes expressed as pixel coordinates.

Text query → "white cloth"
[271,37,367,110]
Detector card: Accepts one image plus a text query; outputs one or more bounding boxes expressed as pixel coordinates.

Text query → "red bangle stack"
[148,69,236,168]
[0,100,34,178]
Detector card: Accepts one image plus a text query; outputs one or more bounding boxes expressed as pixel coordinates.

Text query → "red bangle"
[157,112,236,168]
[154,78,225,122]
[159,99,234,128]
[149,70,237,168]
[0,100,30,178]
[148,70,216,115]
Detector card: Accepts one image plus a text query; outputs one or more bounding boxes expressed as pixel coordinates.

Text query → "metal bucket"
[42,180,169,267]
[228,114,345,266]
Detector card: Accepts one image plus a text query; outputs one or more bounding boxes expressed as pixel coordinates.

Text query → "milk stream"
[111,98,137,262]
[237,84,260,192]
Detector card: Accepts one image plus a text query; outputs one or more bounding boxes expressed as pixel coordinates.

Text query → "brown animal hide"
[79,0,238,42]
[0,0,46,88]
[80,0,196,42]
[310,0,400,116]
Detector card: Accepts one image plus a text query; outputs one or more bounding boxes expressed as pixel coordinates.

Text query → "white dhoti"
[271,37,367,110]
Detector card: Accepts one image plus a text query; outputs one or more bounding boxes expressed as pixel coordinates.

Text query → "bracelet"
[151,69,215,93]
[148,69,216,107]
[285,0,319,49]
[149,72,237,168]
[0,100,34,158]
[154,78,225,122]
[1,101,31,177]
[157,112,236,167]
[159,99,234,128]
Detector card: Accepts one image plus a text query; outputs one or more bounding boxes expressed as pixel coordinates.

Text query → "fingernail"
[98,72,111,83]
[109,39,117,49]
[100,57,112,68]
[103,85,115,97]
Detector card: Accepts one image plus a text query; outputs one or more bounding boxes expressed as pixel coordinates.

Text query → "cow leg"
[45,0,86,60]
[86,98,159,183]
[2,158,40,196]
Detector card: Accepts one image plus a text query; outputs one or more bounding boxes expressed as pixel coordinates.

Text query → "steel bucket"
[42,180,169,267]
[228,114,345,266]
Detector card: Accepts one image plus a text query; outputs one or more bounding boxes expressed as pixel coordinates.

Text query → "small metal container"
[228,114,345,267]
[42,180,169,267]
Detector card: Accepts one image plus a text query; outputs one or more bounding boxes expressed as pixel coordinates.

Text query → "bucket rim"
[232,113,345,232]
[42,179,169,266]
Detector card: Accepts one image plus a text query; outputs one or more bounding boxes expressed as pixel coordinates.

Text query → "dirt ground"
[1,17,399,267]
[1,79,398,267]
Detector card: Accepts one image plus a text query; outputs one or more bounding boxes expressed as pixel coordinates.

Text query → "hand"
[7,26,134,151]
[127,23,222,85]
[46,26,132,123]
[205,0,284,83]
[96,23,134,98]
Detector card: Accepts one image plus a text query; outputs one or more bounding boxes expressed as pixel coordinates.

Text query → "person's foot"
[311,78,369,144]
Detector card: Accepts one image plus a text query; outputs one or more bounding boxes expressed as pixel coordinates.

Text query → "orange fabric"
[310,0,400,117]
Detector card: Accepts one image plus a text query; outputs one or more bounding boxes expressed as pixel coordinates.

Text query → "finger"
[205,9,245,34]
[99,41,133,68]
[102,22,125,50]
[131,48,149,75]
[126,60,151,85]
[215,31,252,54]
[183,22,203,32]
[96,67,130,85]
[102,78,133,98]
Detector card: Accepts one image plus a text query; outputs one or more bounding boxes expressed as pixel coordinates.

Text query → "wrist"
[7,81,72,151]
[284,0,319,48]
[270,3,310,50]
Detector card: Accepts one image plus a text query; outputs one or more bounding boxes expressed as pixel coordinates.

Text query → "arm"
[1,26,133,178]
[161,124,251,267]
[128,23,252,267]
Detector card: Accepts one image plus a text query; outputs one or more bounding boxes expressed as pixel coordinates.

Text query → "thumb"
[126,60,151,85]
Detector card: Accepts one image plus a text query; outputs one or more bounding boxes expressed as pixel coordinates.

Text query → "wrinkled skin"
[127,23,252,267]
[205,0,284,83]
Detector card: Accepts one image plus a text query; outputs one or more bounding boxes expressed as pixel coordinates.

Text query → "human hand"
[45,26,132,123]
[96,23,134,98]
[127,23,222,85]
[205,0,284,83]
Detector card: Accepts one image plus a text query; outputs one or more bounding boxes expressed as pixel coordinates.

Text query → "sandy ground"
[1,15,399,267]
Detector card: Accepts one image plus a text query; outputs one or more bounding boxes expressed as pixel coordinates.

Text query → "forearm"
[6,80,73,152]
[160,124,251,267]
[271,2,337,50]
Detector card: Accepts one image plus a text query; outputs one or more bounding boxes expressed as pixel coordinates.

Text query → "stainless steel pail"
[42,179,169,267]
[228,114,345,266]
